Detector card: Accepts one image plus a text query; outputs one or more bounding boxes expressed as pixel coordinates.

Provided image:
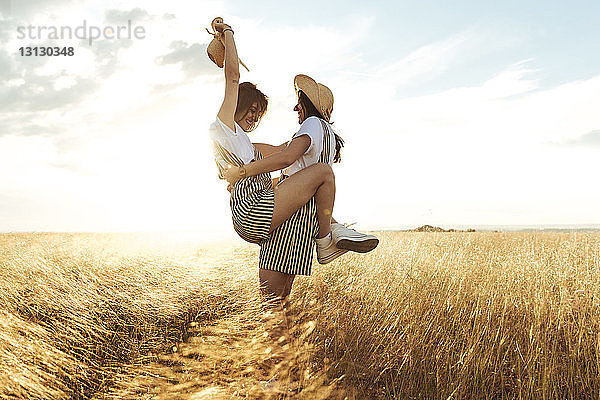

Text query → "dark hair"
[298,90,344,163]
[235,82,268,131]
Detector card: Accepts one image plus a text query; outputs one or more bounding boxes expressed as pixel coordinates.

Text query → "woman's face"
[236,102,261,132]
[293,97,305,124]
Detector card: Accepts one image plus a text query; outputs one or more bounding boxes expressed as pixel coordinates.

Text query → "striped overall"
[259,119,335,276]
[213,143,274,244]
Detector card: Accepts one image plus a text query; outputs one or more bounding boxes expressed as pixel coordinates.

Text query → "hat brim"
[294,74,318,94]
[294,74,322,113]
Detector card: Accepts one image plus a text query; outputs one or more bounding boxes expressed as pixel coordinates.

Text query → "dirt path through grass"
[100,312,349,400]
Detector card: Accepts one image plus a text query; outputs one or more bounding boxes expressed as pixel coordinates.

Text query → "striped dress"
[259,118,335,275]
[213,142,274,244]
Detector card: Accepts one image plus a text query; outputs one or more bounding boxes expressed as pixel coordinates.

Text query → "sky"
[0,0,599,233]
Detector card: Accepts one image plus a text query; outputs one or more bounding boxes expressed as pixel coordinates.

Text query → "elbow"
[281,154,297,168]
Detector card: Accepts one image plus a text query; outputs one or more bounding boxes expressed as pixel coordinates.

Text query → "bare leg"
[271,163,335,238]
[258,271,297,312]
[282,274,296,299]
[259,269,294,341]
[259,268,292,306]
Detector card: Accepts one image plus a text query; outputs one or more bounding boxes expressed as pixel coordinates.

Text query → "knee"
[316,162,334,181]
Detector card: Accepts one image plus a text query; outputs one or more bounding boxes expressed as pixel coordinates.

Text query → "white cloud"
[479,61,539,99]
[329,60,600,227]
[377,32,470,86]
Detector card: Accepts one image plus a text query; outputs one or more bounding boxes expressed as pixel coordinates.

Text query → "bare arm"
[246,136,309,175]
[223,136,310,183]
[253,142,289,158]
[215,22,240,132]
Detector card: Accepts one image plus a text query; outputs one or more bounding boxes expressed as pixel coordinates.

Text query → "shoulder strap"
[318,119,333,163]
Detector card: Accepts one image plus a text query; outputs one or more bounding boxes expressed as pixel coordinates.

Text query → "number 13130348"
[19,47,75,56]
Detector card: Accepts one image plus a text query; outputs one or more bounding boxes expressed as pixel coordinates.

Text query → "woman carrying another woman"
[224,73,378,302]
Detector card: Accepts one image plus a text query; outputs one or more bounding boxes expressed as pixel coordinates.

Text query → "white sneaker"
[315,233,348,264]
[331,222,379,253]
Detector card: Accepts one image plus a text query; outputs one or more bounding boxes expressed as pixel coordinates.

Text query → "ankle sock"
[315,232,332,246]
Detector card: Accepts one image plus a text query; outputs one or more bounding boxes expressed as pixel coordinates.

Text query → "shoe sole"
[317,248,348,264]
[335,237,379,253]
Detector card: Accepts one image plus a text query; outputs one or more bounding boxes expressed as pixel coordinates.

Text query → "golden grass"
[0,231,599,399]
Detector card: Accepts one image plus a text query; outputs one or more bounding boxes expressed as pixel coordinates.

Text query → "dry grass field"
[1,231,599,399]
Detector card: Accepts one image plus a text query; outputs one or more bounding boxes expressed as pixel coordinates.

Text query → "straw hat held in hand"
[206,17,249,71]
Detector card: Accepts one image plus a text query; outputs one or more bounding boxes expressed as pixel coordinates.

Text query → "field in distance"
[1,231,599,399]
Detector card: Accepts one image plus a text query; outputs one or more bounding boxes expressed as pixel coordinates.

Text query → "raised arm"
[215,20,240,132]
[224,136,310,183]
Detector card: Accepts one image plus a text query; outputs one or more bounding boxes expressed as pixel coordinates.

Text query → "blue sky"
[0,0,599,232]
[225,0,600,87]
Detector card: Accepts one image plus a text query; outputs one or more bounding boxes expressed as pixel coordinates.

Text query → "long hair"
[235,82,268,132]
[298,90,344,163]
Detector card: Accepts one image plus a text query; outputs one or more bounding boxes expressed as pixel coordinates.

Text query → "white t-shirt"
[208,117,254,178]
[283,116,336,177]
[209,117,255,169]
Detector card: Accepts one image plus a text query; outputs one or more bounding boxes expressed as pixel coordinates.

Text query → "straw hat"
[206,35,225,68]
[294,74,334,121]
[205,18,249,71]
[206,18,226,68]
